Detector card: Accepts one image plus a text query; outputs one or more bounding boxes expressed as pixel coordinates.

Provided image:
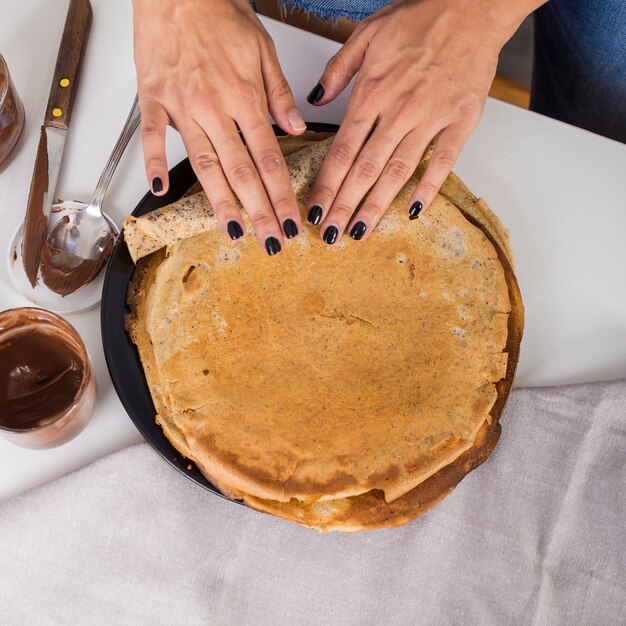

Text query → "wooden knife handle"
[44,0,92,130]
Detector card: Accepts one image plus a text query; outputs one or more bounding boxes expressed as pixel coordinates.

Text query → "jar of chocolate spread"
[0,308,96,449]
[0,54,25,173]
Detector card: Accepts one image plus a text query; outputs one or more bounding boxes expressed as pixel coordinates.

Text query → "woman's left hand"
[305,0,524,242]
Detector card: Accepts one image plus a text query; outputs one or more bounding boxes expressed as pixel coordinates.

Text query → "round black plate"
[101,123,339,500]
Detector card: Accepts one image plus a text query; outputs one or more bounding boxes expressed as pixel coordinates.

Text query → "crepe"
[124,131,334,264]
[128,234,521,531]
[124,132,522,530]
[124,133,513,268]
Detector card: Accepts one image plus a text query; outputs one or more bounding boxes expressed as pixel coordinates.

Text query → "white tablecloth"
[1,380,624,625]
[3,0,626,504]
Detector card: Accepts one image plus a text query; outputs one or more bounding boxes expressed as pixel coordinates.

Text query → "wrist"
[394,0,547,50]
[132,0,253,13]
[468,0,548,47]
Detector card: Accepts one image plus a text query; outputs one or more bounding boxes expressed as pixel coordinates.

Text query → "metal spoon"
[41,95,141,294]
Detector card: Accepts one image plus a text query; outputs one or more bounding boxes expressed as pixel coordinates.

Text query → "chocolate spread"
[0,325,84,429]
[0,55,25,172]
[39,226,113,296]
[22,125,49,287]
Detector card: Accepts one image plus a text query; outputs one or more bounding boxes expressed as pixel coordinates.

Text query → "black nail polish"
[227,220,243,240]
[152,177,163,193]
[308,205,323,225]
[265,236,282,256]
[350,221,367,241]
[409,201,423,220]
[323,225,338,245]
[283,219,298,239]
[307,83,325,105]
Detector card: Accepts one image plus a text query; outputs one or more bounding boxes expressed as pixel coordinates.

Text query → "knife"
[22,0,92,287]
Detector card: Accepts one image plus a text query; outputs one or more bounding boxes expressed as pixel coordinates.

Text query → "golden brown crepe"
[124,132,523,531]
[124,133,513,268]
[124,132,334,264]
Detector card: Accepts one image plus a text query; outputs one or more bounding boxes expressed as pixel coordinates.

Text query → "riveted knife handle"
[44,0,92,130]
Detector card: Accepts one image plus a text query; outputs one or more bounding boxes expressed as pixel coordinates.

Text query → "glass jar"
[0,307,96,449]
[0,53,25,173]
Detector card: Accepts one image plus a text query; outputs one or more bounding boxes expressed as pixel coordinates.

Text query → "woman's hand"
[306,0,537,243]
[132,0,307,254]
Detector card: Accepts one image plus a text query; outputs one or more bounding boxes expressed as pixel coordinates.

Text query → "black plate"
[101,123,339,500]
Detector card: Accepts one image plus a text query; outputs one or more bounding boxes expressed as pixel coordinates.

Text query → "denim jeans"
[532,0,626,143]
[276,0,626,143]
[275,0,388,21]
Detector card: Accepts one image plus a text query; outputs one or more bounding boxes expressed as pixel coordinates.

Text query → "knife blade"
[22,0,92,287]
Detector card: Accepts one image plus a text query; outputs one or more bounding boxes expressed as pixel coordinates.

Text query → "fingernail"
[323,225,338,245]
[287,108,306,132]
[307,83,325,105]
[265,236,282,256]
[409,201,423,220]
[350,221,367,241]
[227,220,243,240]
[308,205,323,225]
[283,219,298,239]
[152,177,163,194]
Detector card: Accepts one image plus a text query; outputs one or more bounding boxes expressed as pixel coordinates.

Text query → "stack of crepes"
[123,131,523,532]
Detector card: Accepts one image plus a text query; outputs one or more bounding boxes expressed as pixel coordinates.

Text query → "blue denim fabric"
[278,0,388,22]
[278,0,626,143]
[532,0,626,143]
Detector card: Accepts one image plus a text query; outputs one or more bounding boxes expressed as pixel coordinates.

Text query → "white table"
[1,0,625,501]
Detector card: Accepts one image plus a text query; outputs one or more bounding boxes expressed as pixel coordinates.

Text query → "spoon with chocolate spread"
[41,95,141,296]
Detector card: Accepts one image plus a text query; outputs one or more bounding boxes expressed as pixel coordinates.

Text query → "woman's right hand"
[132,0,307,254]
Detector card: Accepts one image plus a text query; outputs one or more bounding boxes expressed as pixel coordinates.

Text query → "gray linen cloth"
[1,381,625,625]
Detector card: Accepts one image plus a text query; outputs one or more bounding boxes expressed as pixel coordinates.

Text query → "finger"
[205,117,284,255]
[306,26,370,106]
[408,124,469,219]
[139,98,169,196]
[306,103,377,227]
[238,111,303,240]
[179,121,247,241]
[346,127,430,240]
[261,39,306,136]
[319,123,401,242]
